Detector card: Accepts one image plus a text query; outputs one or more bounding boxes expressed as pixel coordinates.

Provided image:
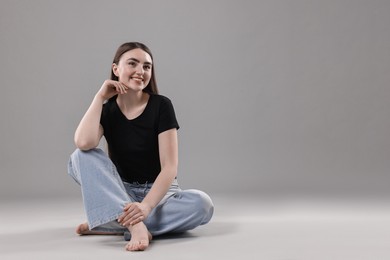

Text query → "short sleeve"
[100,103,107,131]
[100,100,114,140]
[157,96,180,134]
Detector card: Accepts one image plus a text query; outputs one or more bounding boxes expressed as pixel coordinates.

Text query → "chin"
[128,86,145,92]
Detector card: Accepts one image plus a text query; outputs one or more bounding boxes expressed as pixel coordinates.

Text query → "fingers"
[125,213,144,226]
[118,203,145,226]
[118,206,134,224]
[99,80,129,100]
[119,214,143,227]
[113,82,128,95]
[123,203,133,211]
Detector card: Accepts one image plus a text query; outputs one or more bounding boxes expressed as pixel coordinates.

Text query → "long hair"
[110,42,159,94]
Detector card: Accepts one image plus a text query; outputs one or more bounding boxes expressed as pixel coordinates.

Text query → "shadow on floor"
[100,220,239,249]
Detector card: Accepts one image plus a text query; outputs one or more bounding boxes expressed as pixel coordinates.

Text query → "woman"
[67,42,214,251]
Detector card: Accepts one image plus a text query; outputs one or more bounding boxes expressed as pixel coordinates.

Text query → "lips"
[131,77,144,82]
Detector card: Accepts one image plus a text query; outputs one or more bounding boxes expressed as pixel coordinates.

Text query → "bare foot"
[76,222,123,236]
[126,222,152,251]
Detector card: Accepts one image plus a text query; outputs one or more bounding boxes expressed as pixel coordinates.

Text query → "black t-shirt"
[100,94,179,183]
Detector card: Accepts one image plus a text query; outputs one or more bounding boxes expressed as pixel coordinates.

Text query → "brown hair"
[111,42,159,94]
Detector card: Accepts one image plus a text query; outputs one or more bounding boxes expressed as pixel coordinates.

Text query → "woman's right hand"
[97,80,129,100]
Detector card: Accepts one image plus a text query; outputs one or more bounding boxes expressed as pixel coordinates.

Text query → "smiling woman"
[110,42,157,95]
[67,42,214,252]
[112,50,153,93]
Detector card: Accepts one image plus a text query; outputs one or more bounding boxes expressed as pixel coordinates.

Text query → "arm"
[74,80,128,150]
[143,128,179,208]
[119,128,178,226]
[74,95,105,150]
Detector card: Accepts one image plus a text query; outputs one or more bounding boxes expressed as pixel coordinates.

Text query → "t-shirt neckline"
[114,94,152,121]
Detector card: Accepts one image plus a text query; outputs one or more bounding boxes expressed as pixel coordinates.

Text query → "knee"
[186,190,214,224]
[67,148,105,180]
[69,148,105,167]
[71,148,104,160]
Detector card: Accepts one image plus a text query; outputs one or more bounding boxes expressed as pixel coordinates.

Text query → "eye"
[143,64,152,70]
[128,61,137,67]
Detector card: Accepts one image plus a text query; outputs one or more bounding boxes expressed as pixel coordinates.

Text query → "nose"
[135,64,144,75]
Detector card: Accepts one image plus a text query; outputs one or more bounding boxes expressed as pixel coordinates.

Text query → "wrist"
[94,93,106,103]
[142,201,154,213]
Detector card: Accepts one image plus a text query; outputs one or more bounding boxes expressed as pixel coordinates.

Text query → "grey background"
[1,0,389,200]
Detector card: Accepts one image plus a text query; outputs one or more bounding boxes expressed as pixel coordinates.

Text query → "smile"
[131,77,144,82]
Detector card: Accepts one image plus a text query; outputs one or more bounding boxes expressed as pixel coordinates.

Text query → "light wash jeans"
[67,148,214,240]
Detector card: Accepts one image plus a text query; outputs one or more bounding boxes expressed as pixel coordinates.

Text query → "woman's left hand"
[118,202,152,226]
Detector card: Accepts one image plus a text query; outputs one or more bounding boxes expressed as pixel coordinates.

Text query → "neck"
[117,91,145,108]
[116,91,150,120]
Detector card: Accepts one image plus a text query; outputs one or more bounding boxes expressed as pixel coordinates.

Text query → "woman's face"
[113,48,153,92]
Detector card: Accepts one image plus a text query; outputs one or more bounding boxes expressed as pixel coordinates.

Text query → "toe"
[126,242,136,251]
[138,240,148,251]
[76,223,89,234]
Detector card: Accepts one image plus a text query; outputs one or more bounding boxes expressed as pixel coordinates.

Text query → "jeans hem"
[89,212,124,231]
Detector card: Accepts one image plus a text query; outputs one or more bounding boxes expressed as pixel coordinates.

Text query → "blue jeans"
[67,148,214,238]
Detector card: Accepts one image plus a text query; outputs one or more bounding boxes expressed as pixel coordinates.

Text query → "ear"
[112,63,119,77]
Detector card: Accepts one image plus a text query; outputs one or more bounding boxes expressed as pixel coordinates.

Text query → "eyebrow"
[127,58,152,65]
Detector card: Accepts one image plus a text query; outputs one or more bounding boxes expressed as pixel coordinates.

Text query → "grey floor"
[1,195,389,260]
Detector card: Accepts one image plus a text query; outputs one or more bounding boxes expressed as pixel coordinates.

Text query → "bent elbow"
[74,138,98,151]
